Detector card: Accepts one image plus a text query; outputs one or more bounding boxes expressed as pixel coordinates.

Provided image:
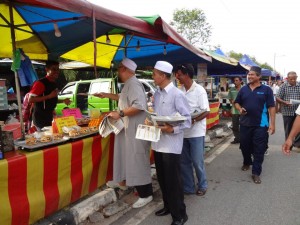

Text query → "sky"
[89,0,300,77]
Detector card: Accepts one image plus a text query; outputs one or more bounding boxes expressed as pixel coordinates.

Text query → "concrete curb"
[71,188,117,224]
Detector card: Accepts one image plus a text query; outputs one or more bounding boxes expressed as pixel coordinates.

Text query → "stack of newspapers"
[99,115,124,138]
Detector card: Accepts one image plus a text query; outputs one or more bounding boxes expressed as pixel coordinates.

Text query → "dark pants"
[240,125,269,176]
[154,151,186,221]
[283,116,300,147]
[135,183,153,198]
[232,114,240,142]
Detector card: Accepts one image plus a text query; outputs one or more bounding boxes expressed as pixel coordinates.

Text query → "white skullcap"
[154,61,173,74]
[121,58,137,71]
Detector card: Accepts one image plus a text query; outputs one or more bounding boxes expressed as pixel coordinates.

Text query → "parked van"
[55,78,118,115]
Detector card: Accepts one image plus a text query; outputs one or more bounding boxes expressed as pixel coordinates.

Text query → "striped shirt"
[277,82,300,116]
[151,82,191,154]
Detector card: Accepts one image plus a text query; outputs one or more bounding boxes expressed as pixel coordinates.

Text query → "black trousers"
[154,151,186,221]
[135,183,153,198]
[231,114,240,142]
[283,116,300,147]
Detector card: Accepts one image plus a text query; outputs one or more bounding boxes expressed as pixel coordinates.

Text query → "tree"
[170,8,212,47]
[228,51,273,70]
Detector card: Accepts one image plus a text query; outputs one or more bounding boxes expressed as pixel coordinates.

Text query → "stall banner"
[207,102,220,129]
[0,134,114,225]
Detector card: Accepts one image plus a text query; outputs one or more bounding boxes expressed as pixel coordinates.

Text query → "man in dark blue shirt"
[234,66,275,184]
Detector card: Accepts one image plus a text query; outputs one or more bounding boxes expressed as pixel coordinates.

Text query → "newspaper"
[191,109,208,119]
[99,115,124,138]
[289,99,300,105]
[135,124,161,142]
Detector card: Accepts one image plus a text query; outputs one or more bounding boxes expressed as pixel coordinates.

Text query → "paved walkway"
[109,114,300,225]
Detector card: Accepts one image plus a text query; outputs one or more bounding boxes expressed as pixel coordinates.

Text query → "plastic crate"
[3,123,22,140]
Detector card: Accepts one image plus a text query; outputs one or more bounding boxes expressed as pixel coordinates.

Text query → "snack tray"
[65,131,99,140]
[14,137,69,151]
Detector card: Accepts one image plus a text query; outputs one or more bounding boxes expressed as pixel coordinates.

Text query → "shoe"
[155,208,170,216]
[252,174,261,184]
[264,150,269,155]
[106,181,128,190]
[171,215,188,225]
[196,189,207,196]
[132,196,153,208]
[294,147,300,153]
[231,140,240,144]
[241,165,250,171]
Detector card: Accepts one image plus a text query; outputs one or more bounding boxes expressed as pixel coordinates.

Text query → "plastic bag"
[5,114,19,124]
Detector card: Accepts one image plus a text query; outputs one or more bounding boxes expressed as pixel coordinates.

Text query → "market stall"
[0,134,114,225]
[207,101,220,129]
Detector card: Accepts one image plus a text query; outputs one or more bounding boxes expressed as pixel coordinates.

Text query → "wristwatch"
[119,110,125,117]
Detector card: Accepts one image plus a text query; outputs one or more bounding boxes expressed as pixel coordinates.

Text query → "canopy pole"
[9,3,25,139]
[92,9,97,78]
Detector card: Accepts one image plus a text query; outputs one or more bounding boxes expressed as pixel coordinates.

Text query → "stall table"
[0,134,114,225]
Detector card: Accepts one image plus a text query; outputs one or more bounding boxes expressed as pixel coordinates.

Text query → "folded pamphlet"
[289,99,300,105]
[135,124,161,142]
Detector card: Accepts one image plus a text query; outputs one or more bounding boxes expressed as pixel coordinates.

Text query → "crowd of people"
[27,58,300,225]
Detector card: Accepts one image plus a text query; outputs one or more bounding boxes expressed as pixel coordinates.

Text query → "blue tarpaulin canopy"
[239,54,274,77]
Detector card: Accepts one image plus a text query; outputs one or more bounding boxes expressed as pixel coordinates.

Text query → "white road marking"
[122,201,163,225]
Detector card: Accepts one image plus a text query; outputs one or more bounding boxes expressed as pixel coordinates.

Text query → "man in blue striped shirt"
[151,61,191,225]
[234,66,275,184]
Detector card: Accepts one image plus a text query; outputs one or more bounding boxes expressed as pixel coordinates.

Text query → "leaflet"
[289,99,300,105]
[135,124,161,142]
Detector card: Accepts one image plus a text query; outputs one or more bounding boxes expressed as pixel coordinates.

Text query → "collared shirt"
[228,86,241,115]
[234,84,274,127]
[277,82,300,116]
[180,81,210,138]
[151,82,191,154]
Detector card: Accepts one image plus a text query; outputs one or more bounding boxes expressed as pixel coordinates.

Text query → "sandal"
[196,189,207,196]
[241,165,250,171]
[252,175,261,184]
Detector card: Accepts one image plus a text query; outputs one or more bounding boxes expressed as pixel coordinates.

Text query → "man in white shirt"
[175,64,210,196]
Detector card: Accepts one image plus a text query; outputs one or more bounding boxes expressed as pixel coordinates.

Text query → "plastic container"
[3,122,22,140]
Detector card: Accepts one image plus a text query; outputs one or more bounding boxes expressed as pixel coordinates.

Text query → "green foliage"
[228,51,243,61]
[228,51,273,70]
[170,8,212,46]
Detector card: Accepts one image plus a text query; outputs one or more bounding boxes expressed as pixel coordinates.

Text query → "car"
[55,78,118,116]
[118,78,157,97]
[138,79,157,95]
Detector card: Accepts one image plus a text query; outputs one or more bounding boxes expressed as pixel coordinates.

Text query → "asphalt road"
[111,113,300,225]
